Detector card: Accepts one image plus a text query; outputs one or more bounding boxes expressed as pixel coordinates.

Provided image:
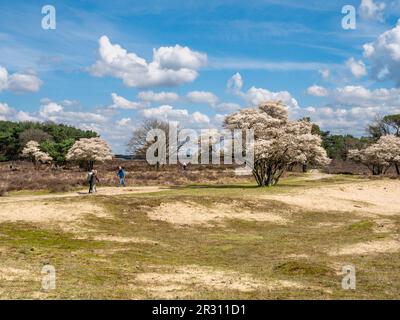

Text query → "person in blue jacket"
[117,166,126,187]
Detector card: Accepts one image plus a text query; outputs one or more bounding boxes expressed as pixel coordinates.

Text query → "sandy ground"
[132,264,303,298]
[0,186,166,229]
[264,179,400,216]
[0,186,165,204]
[329,239,400,256]
[0,201,108,224]
[148,201,289,226]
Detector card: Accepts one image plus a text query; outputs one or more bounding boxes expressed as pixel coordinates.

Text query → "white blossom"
[66,137,113,170]
[224,101,330,186]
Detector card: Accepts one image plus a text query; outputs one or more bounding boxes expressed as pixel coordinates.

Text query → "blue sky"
[1,0,400,152]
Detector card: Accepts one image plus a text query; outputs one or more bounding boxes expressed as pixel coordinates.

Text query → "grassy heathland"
[0,174,399,299]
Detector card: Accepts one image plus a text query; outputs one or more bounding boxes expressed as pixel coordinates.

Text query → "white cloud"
[15,111,40,122]
[116,117,132,126]
[140,104,210,125]
[0,65,42,93]
[346,57,367,78]
[153,45,207,70]
[295,83,400,136]
[191,111,210,123]
[138,91,179,104]
[39,101,107,124]
[245,87,299,109]
[227,73,299,109]
[0,102,13,115]
[110,93,144,110]
[141,105,189,120]
[186,91,219,106]
[215,102,241,112]
[89,36,207,88]
[40,102,63,117]
[227,72,243,93]
[306,85,328,97]
[363,20,400,84]
[318,68,330,79]
[334,85,400,107]
[0,67,8,91]
[359,0,386,22]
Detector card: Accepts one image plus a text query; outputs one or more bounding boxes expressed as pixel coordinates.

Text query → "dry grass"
[1,166,400,299]
[0,160,251,195]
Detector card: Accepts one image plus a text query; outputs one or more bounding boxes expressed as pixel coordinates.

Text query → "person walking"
[117,166,126,187]
[88,169,100,193]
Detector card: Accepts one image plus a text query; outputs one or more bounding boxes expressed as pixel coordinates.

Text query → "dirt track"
[0,186,166,204]
[264,179,400,216]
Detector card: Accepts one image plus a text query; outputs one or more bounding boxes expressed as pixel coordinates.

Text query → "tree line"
[0,121,97,163]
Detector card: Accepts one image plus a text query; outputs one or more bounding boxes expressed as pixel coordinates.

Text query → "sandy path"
[0,186,168,224]
[0,186,167,204]
[263,179,400,216]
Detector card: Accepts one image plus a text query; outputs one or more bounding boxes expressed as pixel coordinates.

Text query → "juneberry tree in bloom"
[349,135,400,175]
[224,101,330,186]
[66,137,113,170]
[21,140,53,168]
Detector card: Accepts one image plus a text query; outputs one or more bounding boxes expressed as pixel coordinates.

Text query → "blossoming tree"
[224,101,330,186]
[348,135,400,175]
[66,137,113,170]
[21,140,53,168]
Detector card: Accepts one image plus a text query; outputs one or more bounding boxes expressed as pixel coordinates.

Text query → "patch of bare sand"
[77,235,159,244]
[0,186,165,204]
[329,239,400,256]
[0,266,35,281]
[133,265,302,298]
[264,180,400,216]
[147,201,289,226]
[0,200,107,224]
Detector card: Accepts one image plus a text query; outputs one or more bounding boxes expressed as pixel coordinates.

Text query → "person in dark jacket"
[88,170,100,193]
[117,166,126,187]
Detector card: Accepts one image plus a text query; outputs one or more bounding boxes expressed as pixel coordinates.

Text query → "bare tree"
[367,114,400,140]
[127,119,185,163]
[19,128,52,146]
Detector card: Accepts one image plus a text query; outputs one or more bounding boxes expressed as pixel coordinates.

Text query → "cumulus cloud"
[318,68,330,79]
[294,83,400,136]
[186,91,219,106]
[15,111,40,122]
[140,104,210,124]
[39,101,107,124]
[191,111,210,123]
[306,85,328,97]
[0,66,42,93]
[363,20,400,84]
[227,72,243,93]
[346,57,367,79]
[89,36,207,88]
[141,105,189,120]
[0,67,8,92]
[116,117,132,126]
[214,102,241,113]
[227,73,299,109]
[110,93,144,110]
[359,0,386,22]
[0,102,13,115]
[138,91,179,104]
[334,85,400,107]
